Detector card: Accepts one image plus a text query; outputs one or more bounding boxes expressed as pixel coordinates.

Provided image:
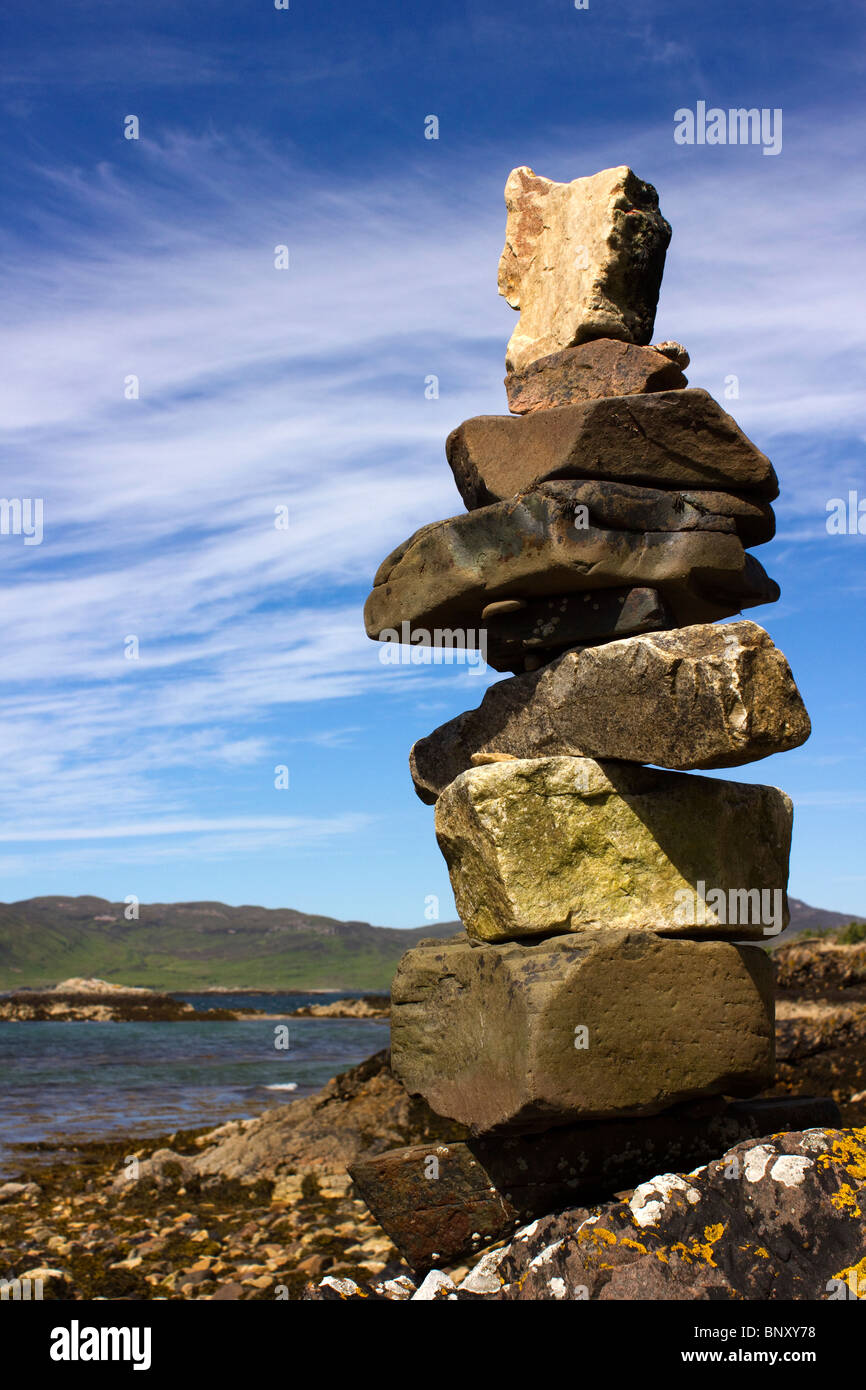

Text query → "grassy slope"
[0,896,461,991]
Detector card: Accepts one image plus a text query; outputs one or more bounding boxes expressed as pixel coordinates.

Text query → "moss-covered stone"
[435,756,792,941]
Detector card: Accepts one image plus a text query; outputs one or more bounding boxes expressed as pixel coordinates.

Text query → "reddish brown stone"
[505,339,687,415]
[446,389,779,510]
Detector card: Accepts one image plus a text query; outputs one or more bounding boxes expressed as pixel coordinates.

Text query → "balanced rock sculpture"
[356,165,818,1269]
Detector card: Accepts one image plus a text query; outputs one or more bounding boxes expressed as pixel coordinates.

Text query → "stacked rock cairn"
[353,166,829,1273]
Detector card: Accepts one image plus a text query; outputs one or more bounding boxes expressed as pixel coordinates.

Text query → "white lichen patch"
[575,1214,600,1237]
[516,1220,539,1241]
[319,1276,362,1298]
[629,1174,701,1229]
[769,1155,814,1187]
[548,1277,567,1299]
[742,1144,777,1182]
[799,1130,830,1154]
[459,1248,508,1295]
[411,1270,457,1301]
[529,1239,564,1269]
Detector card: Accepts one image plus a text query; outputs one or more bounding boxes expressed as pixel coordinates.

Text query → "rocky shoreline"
[0,939,864,1300]
[0,977,390,1023]
[0,1052,462,1300]
[286,995,390,1019]
[0,978,236,1023]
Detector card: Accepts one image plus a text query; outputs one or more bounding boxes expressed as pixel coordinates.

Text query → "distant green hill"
[0,894,861,993]
[0,896,461,992]
[773,898,866,946]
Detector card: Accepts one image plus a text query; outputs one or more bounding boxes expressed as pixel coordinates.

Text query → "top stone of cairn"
[498,166,672,373]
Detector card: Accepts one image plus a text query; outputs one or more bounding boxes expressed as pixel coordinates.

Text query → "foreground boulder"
[410,621,811,801]
[314,1125,866,1301]
[446,390,779,510]
[390,931,774,1133]
[348,1096,839,1268]
[434,757,792,941]
[505,339,687,414]
[464,1127,866,1299]
[498,166,671,372]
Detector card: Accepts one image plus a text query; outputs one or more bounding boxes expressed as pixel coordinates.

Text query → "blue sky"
[0,0,863,926]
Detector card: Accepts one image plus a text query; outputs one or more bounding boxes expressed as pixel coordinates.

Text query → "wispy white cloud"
[0,814,371,843]
[790,791,866,809]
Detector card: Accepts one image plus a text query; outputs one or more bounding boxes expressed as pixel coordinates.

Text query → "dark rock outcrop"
[315,1125,866,1300]
[476,1126,866,1300]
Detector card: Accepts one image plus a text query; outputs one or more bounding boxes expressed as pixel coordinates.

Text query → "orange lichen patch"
[754,1247,770,1259]
[665,1222,726,1268]
[576,1234,621,1273]
[620,1237,648,1254]
[831,1254,866,1299]
[814,1129,866,1217]
[577,1224,616,1249]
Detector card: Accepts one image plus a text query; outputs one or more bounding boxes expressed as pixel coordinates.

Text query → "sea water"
[0,992,389,1177]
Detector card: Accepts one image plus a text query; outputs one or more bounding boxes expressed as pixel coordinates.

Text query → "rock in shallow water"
[409,620,810,801]
[434,756,792,941]
[497,166,671,373]
[390,930,775,1133]
[446,389,779,510]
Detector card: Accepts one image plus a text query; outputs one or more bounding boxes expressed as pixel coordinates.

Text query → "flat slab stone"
[348,1097,840,1268]
[558,478,774,545]
[498,166,671,372]
[409,620,811,801]
[434,757,792,941]
[505,339,687,414]
[390,930,775,1133]
[364,486,780,649]
[446,389,779,509]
